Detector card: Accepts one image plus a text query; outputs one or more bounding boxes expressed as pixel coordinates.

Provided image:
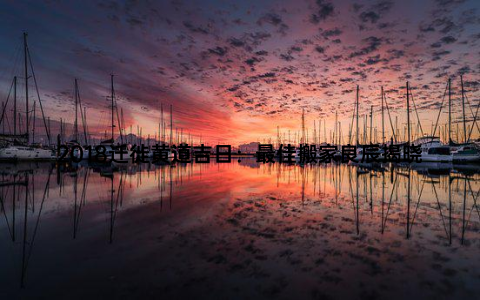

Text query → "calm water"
[0,159,479,299]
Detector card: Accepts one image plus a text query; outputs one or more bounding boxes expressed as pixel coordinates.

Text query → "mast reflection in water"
[0,159,479,298]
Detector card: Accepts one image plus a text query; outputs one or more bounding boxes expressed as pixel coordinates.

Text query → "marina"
[1,34,478,165]
[0,1,479,298]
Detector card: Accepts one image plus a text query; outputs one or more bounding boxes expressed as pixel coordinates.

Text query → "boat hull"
[0,147,55,160]
[452,153,480,163]
[419,154,453,162]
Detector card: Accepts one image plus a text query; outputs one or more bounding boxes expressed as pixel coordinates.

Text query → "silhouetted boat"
[0,33,54,161]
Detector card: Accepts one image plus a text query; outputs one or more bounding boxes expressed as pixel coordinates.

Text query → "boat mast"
[364,114,367,145]
[32,101,36,143]
[74,78,79,142]
[381,86,385,144]
[24,33,29,143]
[75,79,88,144]
[338,121,342,145]
[334,110,337,146]
[121,108,125,143]
[356,85,359,146]
[407,82,410,146]
[60,118,63,143]
[48,117,51,144]
[301,108,305,144]
[170,104,173,145]
[448,78,451,143]
[13,76,17,137]
[461,75,466,143]
[161,103,164,142]
[319,119,322,144]
[110,74,115,142]
[83,107,88,144]
[277,126,280,148]
[395,116,398,142]
[370,105,373,144]
[24,32,51,145]
[317,121,320,144]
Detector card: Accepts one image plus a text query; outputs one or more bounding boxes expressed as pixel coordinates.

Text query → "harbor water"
[0,159,479,299]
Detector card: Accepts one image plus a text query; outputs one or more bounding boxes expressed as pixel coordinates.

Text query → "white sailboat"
[413,136,452,162]
[419,76,480,164]
[0,33,55,161]
[0,146,54,160]
[449,75,480,163]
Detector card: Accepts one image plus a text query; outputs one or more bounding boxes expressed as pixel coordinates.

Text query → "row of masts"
[0,33,51,146]
[67,76,199,147]
[0,33,206,148]
[271,77,477,148]
[0,74,202,148]
[270,121,476,147]
[104,78,198,146]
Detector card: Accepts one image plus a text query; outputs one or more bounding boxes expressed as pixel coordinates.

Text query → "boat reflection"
[0,159,479,291]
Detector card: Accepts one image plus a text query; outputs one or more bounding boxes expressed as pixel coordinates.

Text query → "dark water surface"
[0,159,479,299]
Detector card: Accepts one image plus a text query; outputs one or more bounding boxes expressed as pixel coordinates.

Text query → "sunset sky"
[0,0,478,145]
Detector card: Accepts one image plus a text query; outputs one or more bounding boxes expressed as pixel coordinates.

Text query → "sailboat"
[416,137,452,162]
[0,33,54,160]
[411,80,452,162]
[0,145,53,160]
[93,75,132,163]
[147,103,175,162]
[419,77,479,163]
[332,110,342,161]
[450,75,480,163]
[350,85,383,163]
[71,79,90,160]
[294,108,306,162]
